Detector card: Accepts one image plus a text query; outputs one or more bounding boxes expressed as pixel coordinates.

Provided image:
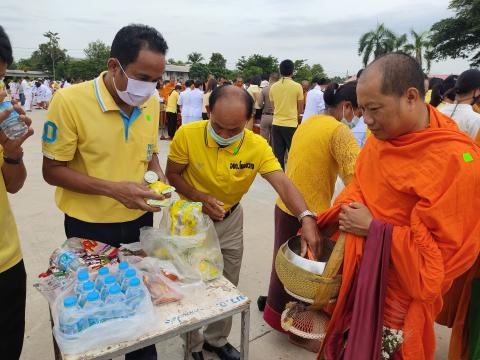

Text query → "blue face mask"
[208,121,244,147]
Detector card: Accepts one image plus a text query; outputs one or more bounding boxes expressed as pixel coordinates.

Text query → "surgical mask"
[208,121,244,147]
[113,61,157,106]
[340,106,360,129]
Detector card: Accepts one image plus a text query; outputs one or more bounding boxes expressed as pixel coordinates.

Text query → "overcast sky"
[2,0,472,77]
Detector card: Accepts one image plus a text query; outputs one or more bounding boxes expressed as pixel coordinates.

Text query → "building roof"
[6,69,50,78]
[165,64,190,73]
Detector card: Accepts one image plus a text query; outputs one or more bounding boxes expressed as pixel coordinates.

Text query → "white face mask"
[340,105,360,129]
[113,61,157,106]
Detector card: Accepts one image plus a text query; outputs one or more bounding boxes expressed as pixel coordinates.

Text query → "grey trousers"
[189,204,244,352]
[260,114,273,145]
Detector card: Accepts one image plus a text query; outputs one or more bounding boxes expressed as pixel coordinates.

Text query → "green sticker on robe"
[463,152,474,162]
[146,114,152,122]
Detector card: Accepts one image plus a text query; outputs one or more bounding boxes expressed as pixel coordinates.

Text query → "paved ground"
[12,109,451,359]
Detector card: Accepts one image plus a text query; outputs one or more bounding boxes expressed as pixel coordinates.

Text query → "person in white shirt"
[302,77,327,121]
[23,79,33,112]
[183,80,204,124]
[178,79,193,124]
[8,79,18,100]
[439,69,480,144]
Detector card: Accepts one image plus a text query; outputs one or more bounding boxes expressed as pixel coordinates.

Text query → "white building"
[163,64,190,82]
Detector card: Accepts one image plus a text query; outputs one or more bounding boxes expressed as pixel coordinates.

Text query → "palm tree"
[187,52,204,64]
[392,34,408,52]
[403,30,430,69]
[358,23,397,66]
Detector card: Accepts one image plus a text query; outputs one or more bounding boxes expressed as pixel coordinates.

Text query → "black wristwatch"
[3,153,23,165]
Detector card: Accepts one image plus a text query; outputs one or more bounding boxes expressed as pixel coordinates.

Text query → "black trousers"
[166,111,178,139]
[64,213,157,360]
[0,260,27,360]
[272,125,296,170]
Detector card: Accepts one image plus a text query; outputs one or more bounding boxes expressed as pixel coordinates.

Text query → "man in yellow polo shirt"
[269,59,304,170]
[0,26,34,360]
[42,24,168,360]
[166,85,322,360]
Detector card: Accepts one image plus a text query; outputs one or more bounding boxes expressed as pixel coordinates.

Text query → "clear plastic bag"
[52,264,155,355]
[141,203,224,282]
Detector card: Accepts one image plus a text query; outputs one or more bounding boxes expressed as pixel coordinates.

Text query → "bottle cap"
[77,271,89,281]
[144,171,159,184]
[83,281,94,292]
[98,267,109,276]
[64,296,77,307]
[129,277,141,287]
[125,269,137,278]
[109,284,122,294]
[118,262,129,271]
[87,291,100,302]
[104,275,116,285]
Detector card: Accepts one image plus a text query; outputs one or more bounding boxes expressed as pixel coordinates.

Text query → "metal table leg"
[184,330,192,360]
[240,307,250,360]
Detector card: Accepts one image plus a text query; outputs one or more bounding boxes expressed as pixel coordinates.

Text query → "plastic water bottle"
[100,275,117,301]
[83,291,103,326]
[104,284,127,319]
[125,277,145,310]
[121,269,137,293]
[59,296,82,335]
[0,101,28,140]
[52,249,83,273]
[95,267,110,291]
[116,262,129,283]
[78,281,95,308]
[74,270,89,295]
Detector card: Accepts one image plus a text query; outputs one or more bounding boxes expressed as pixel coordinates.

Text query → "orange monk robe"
[317,105,480,360]
[160,83,174,105]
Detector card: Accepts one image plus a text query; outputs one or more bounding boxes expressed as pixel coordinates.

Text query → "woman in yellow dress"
[263,81,360,350]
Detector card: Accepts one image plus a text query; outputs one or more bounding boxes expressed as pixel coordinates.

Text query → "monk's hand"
[300,217,323,260]
[338,202,373,237]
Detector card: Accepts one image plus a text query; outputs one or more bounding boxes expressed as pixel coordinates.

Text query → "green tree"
[403,30,431,69]
[187,52,204,64]
[84,40,110,76]
[208,52,228,78]
[189,63,210,80]
[392,34,409,51]
[236,54,279,79]
[168,58,186,65]
[310,64,327,79]
[358,23,397,66]
[30,31,67,79]
[293,59,312,82]
[429,0,480,66]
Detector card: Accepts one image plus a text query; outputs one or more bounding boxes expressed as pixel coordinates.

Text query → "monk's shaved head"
[361,52,426,99]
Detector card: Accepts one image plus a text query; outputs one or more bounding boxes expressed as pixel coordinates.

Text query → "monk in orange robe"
[315,53,480,360]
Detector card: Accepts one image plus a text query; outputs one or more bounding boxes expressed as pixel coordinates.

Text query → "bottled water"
[0,101,28,140]
[83,291,103,327]
[95,267,110,291]
[59,296,82,335]
[74,270,89,295]
[104,284,127,319]
[121,269,137,293]
[51,249,83,273]
[78,281,95,308]
[100,275,117,301]
[125,277,145,310]
[116,262,129,283]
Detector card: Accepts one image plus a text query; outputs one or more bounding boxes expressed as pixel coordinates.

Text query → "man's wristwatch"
[297,210,317,223]
[3,153,23,165]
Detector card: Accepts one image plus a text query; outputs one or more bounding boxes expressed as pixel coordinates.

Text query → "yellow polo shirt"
[42,72,160,223]
[166,90,179,113]
[269,77,304,128]
[168,121,282,211]
[0,147,23,273]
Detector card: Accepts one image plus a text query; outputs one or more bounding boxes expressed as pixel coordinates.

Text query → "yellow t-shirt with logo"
[0,147,23,273]
[166,90,179,113]
[42,72,160,223]
[269,77,304,128]
[168,120,282,211]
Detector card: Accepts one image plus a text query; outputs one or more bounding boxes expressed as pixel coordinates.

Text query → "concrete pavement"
[10,109,451,359]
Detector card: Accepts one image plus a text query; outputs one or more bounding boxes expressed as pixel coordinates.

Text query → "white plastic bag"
[52,264,155,355]
[141,204,224,282]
